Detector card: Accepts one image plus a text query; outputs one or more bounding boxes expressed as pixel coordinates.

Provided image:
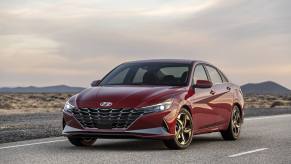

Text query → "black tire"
[68,137,97,146]
[221,105,242,140]
[163,108,193,149]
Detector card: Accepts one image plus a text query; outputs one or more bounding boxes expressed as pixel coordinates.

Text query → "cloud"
[0,0,290,87]
[140,0,219,17]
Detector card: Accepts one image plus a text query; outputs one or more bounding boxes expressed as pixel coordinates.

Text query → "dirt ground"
[0,93,74,115]
[244,94,291,108]
[0,93,290,115]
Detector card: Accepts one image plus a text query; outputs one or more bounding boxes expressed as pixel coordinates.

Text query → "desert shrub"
[28,95,39,99]
[0,102,12,109]
[270,101,285,108]
[258,95,265,99]
[266,96,276,101]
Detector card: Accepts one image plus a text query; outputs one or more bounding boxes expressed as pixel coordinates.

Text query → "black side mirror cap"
[91,80,100,87]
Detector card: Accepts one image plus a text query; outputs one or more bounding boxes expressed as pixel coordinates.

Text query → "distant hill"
[241,81,291,95]
[0,85,85,93]
[1,82,290,95]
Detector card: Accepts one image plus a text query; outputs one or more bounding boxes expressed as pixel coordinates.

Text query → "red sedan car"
[62,59,244,149]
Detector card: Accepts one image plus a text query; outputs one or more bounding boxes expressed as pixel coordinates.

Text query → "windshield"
[99,62,191,86]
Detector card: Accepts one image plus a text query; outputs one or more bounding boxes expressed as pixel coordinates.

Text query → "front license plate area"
[96,120,112,129]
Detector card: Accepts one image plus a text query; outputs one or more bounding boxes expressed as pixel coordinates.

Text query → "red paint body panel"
[62,60,244,140]
[75,86,186,109]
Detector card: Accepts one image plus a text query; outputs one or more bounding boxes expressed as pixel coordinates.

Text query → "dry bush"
[244,94,291,109]
[270,101,285,108]
[0,93,290,115]
[0,93,74,114]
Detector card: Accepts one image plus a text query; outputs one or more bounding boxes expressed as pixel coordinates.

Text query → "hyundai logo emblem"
[100,102,112,107]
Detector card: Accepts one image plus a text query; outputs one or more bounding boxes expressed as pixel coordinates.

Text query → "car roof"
[125,59,203,65]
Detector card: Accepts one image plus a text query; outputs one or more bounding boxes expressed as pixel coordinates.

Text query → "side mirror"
[193,80,213,88]
[91,80,100,87]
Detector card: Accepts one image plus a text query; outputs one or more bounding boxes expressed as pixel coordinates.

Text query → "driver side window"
[193,65,208,85]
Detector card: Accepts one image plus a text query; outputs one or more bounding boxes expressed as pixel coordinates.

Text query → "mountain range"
[0,85,85,93]
[0,81,290,95]
[240,81,290,95]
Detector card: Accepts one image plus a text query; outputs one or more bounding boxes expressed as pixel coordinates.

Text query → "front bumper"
[62,107,179,140]
[63,125,174,139]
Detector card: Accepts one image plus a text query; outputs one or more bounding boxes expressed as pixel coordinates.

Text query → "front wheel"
[67,137,97,146]
[163,108,193,149]
[220,105,242,140]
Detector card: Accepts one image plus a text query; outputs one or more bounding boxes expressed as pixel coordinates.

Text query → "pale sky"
[0,0,290,88]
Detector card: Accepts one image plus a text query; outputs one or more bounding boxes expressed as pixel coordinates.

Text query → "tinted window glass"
[107,68,129,85]
[160,67,189,82]
[205,66,223,84]
[193,65,208,84]
[132,68,147,83]
[219,71,229,82]
[99,63,191,86]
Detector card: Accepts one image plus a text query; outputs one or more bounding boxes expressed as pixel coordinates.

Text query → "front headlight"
[63,101,75,113]
[141,100,173,112]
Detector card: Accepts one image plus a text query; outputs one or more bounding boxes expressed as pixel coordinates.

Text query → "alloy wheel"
[175,112,193,145]
[232,107,241,137]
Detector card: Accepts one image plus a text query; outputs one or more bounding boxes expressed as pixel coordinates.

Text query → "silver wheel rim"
[232,107,241,137]
[175,112,192,145]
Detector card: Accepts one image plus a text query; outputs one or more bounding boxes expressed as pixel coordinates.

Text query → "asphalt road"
[2,108,291,144]
[0,114,291,164]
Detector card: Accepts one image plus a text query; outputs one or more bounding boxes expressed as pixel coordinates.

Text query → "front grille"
[72,108,155,129]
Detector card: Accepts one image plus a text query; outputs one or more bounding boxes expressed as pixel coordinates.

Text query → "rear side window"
[193,65,208,85]
[205,65,223,84]
[219,71,229,82]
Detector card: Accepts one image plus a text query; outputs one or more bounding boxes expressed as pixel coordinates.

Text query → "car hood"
[74,86,186,109]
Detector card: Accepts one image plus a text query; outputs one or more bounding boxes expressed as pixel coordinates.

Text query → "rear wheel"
[221,105,242,140]
[164,108,193,149]
[67,137,97,146]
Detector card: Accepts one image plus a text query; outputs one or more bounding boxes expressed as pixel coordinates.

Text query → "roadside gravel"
[0,112,62,143]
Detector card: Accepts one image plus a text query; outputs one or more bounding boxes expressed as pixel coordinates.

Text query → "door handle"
[210,90,216,95]
[226,87,231,91]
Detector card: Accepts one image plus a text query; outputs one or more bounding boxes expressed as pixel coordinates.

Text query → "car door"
[204,65,230,126]
[189,64,219,130]
[217,70,235,125]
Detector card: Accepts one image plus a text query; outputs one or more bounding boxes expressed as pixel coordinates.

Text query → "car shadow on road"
[62,135,224,151]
